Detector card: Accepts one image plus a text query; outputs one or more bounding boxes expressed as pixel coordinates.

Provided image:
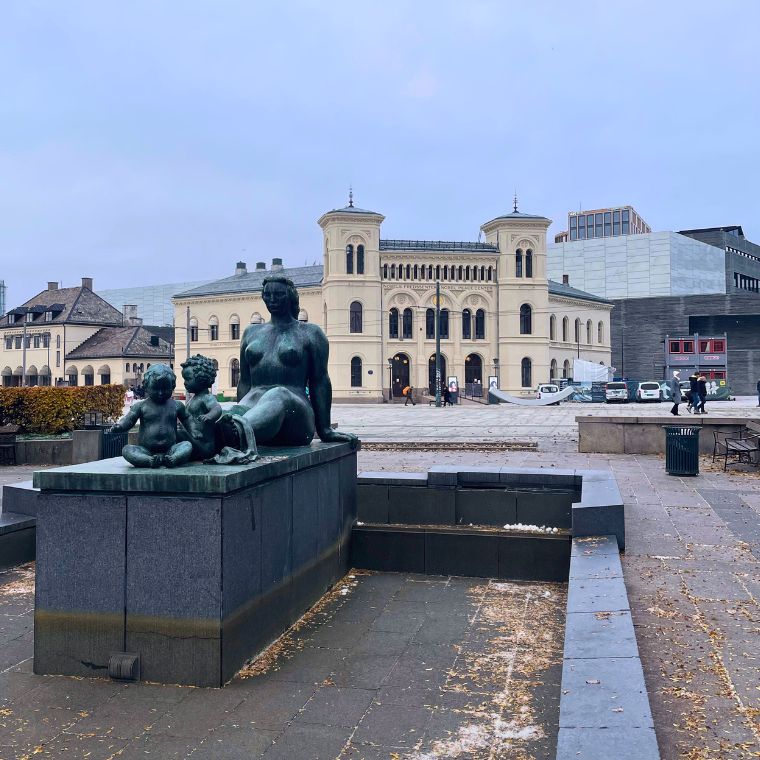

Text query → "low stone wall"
[14,438,73,466]
[577,415,748,455]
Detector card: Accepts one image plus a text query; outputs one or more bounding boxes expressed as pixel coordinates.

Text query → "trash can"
[664,426,701,476]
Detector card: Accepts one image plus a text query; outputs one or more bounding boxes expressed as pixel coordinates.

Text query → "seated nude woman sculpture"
[215,274,356,458]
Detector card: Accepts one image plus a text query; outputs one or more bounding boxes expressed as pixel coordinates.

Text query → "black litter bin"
[664,426,701,476]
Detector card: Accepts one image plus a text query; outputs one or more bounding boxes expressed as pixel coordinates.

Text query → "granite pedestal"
[32,441,358,687]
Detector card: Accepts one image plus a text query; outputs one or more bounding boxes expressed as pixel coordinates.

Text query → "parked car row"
[605,381,664,403]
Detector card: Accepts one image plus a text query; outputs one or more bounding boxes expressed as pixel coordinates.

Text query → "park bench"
[713,421,760,471]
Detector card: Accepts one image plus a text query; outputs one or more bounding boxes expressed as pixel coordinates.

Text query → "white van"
[636,381,661,402]
[605,382,629,403]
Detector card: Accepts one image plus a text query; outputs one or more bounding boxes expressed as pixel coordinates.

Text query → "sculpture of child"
[177,354,223,460]
[111,363,193,468]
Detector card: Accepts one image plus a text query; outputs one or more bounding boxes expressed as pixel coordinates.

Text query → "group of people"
[401,384,453,406]
[668,371,709,416]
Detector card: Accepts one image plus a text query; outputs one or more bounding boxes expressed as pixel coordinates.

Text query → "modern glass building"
[98,280,213,326]
[554,206,651,243]
[0,280,5,318]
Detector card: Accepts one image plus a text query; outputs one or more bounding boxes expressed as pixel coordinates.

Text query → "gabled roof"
[0,286,124,328]
[548,280,613,305]
[173,265,324,299]
[66,326,175,360]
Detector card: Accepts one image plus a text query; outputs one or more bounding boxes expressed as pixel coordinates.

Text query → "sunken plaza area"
[1,399,759,759]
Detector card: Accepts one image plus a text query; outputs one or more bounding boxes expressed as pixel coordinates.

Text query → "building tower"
[318,193,386,401]
[481,199,552,390]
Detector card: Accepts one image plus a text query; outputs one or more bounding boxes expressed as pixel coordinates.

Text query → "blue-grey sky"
[2,1,759,308]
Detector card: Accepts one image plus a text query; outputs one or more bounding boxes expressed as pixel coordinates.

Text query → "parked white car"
[605,382,629,403]
[536,383,561,405]
[635,381,662,402]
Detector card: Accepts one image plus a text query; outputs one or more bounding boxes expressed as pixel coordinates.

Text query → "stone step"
[351,522,570,582]
[0,511,36,569]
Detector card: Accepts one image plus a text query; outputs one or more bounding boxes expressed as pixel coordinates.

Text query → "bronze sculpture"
[114,274,355,468]
[112,363,193,468]
[216,274,357,456]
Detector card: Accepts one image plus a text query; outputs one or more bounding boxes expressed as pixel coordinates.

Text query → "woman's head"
[262,275,299,318]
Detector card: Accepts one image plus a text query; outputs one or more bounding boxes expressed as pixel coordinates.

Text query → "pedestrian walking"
[442,386,451,407]
[697,375,708,414]
[403,384,416,406]
[757,378,760,407]
[669,371,682,415]
[688,373,700,414]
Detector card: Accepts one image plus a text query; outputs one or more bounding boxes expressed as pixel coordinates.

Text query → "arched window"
[462,309,472,340]
[230,314,240,341]
[350,357,362,387]
[519,304,532,335]
[428,265,433,279]
[413,265,418,279]
[426,308,435,339]
[598,321,605,344]
[230,359,240,387]
[465,353,482,384]
[402,308,413,339]
[357,244,365,274]
[125,363,129,372]
[515,249,523,277]
[190,317,199,342]
[549,315,556,341]
[586,320,593,344]
[346,244,354,274]
[521,357,532,388]
[436,265,441,280]
[209,316,219,341]
[349,301,362,333]
[389,308,399,339]
[439,309,449,339]
[406,264,411,279]
[563,359,571,379]
[297,309,308,322]
[390,264,396,279]
[550,358,558,380]
[487,266,493,281]
[460,266,465,280]
[475,309,485,339]
[443,265,448,280]
[481,265,486,281]
[250,312,263,324]
[574,318,581,343]
[383,264,388,279]
[562,317,569,342]
[525,249,533,278]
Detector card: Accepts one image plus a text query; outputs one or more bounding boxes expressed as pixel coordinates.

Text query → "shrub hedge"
[0,385,126,434]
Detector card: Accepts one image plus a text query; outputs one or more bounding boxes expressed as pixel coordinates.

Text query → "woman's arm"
[236,326,254,401]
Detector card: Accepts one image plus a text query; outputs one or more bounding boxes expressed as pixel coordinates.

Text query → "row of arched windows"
[382,263,494,282]
[515,249,533,278]
[549,316,605,345]
[346,244,365,275]
[387,307,486,340]
[549,358,573,380]
[189,315,241,342]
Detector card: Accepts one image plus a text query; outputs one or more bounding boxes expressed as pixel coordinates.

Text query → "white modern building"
[547,232,727,300]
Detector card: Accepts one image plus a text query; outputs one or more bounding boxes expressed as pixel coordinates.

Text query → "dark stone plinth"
[33,442,358,687]
[0,511,36,569]
[1,480,40,517]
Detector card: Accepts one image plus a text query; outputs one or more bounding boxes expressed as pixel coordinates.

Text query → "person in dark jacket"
[696,376,708,414]
[757,378,760,407]
[669,371,682,415]
[688,373,700,414]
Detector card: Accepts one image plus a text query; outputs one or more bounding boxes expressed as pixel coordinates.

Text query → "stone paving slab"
[0,562,565,759]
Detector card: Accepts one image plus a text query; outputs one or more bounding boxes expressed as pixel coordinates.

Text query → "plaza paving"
[1,401,760,758]
[331,397,760,450]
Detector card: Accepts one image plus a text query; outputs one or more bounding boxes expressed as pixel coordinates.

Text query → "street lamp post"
[387,359,393,403]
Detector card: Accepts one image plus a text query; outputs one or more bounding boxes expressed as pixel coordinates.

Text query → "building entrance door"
[391,353,410,397]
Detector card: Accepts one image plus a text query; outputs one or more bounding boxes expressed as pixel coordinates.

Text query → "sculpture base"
[33,441,358,687]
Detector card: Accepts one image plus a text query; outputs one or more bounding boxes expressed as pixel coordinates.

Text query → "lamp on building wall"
[493,357,500,389]
[387,358,393,403]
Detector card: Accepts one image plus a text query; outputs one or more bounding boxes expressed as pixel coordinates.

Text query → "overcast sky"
[2,1,759,308]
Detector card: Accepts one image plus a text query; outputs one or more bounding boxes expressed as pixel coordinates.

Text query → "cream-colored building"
[0,278,175,388]
[173,200,613,401]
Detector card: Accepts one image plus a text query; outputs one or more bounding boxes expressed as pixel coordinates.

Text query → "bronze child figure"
[178,354,223,460]
[111,363,193,468]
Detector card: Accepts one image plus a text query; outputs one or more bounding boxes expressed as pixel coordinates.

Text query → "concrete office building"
[678,225,760,295]
[547,232,727,300]
[0,280,6,318]
[554,206,651,243]
[98,280,213,326]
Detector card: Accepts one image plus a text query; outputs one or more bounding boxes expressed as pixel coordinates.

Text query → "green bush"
[0,385,126,434]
